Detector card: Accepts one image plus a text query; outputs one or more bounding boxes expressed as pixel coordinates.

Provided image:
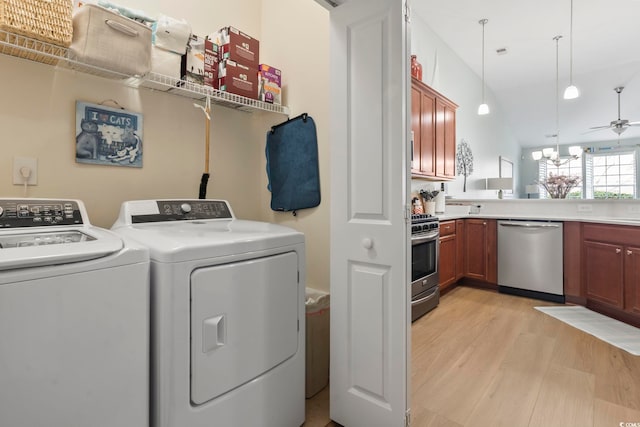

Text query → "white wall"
[410,14,520,199]
[257,0,330,292]
[0,0,331,291]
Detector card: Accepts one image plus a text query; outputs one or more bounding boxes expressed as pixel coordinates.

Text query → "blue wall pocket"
[266,113,321,216]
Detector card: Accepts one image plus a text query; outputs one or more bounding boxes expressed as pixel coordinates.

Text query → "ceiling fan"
[589,86,640,135]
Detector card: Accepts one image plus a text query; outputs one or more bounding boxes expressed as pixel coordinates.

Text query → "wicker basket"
[0,0,73,64]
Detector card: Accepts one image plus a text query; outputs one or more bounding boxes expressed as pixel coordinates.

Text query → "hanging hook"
[193,101,211,121]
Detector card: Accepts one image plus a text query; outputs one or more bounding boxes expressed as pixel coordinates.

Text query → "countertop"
[436,213,640,227]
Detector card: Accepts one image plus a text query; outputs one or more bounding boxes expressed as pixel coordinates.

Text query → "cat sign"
[75,101,143,167]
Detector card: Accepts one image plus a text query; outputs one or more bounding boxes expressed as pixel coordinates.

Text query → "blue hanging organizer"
[265,113,321,216]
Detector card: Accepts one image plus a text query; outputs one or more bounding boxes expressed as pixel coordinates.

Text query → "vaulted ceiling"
[412,0,640,147]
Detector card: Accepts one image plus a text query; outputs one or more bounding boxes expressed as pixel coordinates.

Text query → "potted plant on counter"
[419,190,439,215]
[538,173,581,199]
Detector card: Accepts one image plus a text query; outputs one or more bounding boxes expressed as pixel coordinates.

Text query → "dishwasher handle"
[499,222,561,229]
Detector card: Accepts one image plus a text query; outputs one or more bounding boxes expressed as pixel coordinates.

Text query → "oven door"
[411,230,439,298]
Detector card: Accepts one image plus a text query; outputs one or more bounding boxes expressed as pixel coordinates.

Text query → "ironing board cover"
[265,113,321,214]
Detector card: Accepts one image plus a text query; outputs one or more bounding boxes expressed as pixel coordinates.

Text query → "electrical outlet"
[13,157,38,185]
[628,205,640,214]
[577,204,593,213]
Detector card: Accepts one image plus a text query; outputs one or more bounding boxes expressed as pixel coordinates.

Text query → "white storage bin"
[69,4,152,78]
[305,288,330,398]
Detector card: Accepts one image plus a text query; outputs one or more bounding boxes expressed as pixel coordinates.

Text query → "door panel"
[624,246,640,314]
[584,240,624,309]
[329,0,409,426]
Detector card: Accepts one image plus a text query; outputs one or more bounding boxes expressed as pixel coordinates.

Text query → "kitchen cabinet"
[583,224,640,318]
[464,219,497,283]
[438,220,457,292]
[437,218,494,292]
[411,78,457,180]
[455,219,465,281]
[563,222,583,304]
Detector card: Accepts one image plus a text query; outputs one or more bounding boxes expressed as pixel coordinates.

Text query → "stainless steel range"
[411,213,440,322]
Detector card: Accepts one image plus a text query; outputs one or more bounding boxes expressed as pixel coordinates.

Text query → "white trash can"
[305,288,330,398]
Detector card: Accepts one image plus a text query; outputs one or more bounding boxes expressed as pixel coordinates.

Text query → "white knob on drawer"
[627,250,633,256]
[616,248,622,254]
[362,238,374,249]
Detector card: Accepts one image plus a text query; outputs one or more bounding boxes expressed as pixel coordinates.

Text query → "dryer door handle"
[202,315,226,353]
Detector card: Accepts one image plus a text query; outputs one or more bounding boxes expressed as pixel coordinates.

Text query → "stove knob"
[180,203,192,214]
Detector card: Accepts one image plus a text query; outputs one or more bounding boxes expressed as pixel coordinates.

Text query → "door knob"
[362,238,374,249]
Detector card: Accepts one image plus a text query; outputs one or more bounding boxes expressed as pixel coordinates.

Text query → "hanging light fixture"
[477,18,490,115]
[563,0,580,99]
[531,35,582,166]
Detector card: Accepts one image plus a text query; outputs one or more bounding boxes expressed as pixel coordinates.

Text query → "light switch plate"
[13,156,38,185]
[577,204,593,213]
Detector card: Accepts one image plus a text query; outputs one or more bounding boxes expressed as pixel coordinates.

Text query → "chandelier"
[531,35,582,167]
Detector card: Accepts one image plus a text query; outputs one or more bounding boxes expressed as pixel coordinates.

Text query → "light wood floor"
[412,286,640,427]
[305,286,640,426]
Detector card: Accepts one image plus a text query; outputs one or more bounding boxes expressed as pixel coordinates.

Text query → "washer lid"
[0,227,123,270]
[113,219,304,263]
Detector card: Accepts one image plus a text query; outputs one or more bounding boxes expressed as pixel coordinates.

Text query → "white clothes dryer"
[111,199,305,427]
[0,198,150,427]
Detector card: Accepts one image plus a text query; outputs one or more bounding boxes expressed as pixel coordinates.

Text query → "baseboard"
[498,285,565,304]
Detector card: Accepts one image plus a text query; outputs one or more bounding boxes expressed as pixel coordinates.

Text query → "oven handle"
[411,230,439,244]
[412,288,438,305]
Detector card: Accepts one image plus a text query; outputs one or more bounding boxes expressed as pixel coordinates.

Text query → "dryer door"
[190,251,299,404]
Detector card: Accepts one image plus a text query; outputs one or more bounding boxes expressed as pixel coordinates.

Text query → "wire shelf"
[0,29,290,116]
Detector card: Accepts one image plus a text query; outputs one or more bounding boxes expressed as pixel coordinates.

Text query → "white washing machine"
[111,199,306,427]
[0,198,150,427]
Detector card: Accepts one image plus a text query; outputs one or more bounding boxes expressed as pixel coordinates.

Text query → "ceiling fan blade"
[627,121,640,126]
[582,127,610,135]
[588,125,612,130]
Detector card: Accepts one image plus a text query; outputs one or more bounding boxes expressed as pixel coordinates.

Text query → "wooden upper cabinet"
[410,85,422,174]
[411,78,457,180]
[443,104,456,178]
[419,90,436,176]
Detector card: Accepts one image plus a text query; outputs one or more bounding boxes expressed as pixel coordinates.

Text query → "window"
[585,151,636,199]
[537,149,637,199]
[538,157,583,199]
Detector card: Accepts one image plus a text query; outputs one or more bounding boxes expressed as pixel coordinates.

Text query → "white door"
[329,0,411,426]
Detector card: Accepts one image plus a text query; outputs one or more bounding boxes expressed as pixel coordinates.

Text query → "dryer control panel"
[130,200,233,223]
[0,199,83,228]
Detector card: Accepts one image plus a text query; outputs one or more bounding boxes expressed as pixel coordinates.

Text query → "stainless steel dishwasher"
[497,220,565,303]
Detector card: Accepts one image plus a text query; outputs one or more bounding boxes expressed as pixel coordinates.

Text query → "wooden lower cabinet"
[437,219,495,292]
[438,220,456,292]
[584,240,624,309]
[625,247,640,315]
[582,223,640,326]
[464,219,497,283]
[455,219,465,281]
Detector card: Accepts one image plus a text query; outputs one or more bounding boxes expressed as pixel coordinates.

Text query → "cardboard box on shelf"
[204,38,219,89]
[258,64,281,105]
[214,26,259,69]
[218,59,258,99]
[181,34,205,85]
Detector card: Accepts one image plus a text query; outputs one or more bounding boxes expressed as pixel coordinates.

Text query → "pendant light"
[531,35,582,166]
[563,0,580,99]
[477,18,490,115]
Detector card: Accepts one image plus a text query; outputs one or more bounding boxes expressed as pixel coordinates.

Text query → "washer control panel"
[131,200,233,223]
[0,200,83,228]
